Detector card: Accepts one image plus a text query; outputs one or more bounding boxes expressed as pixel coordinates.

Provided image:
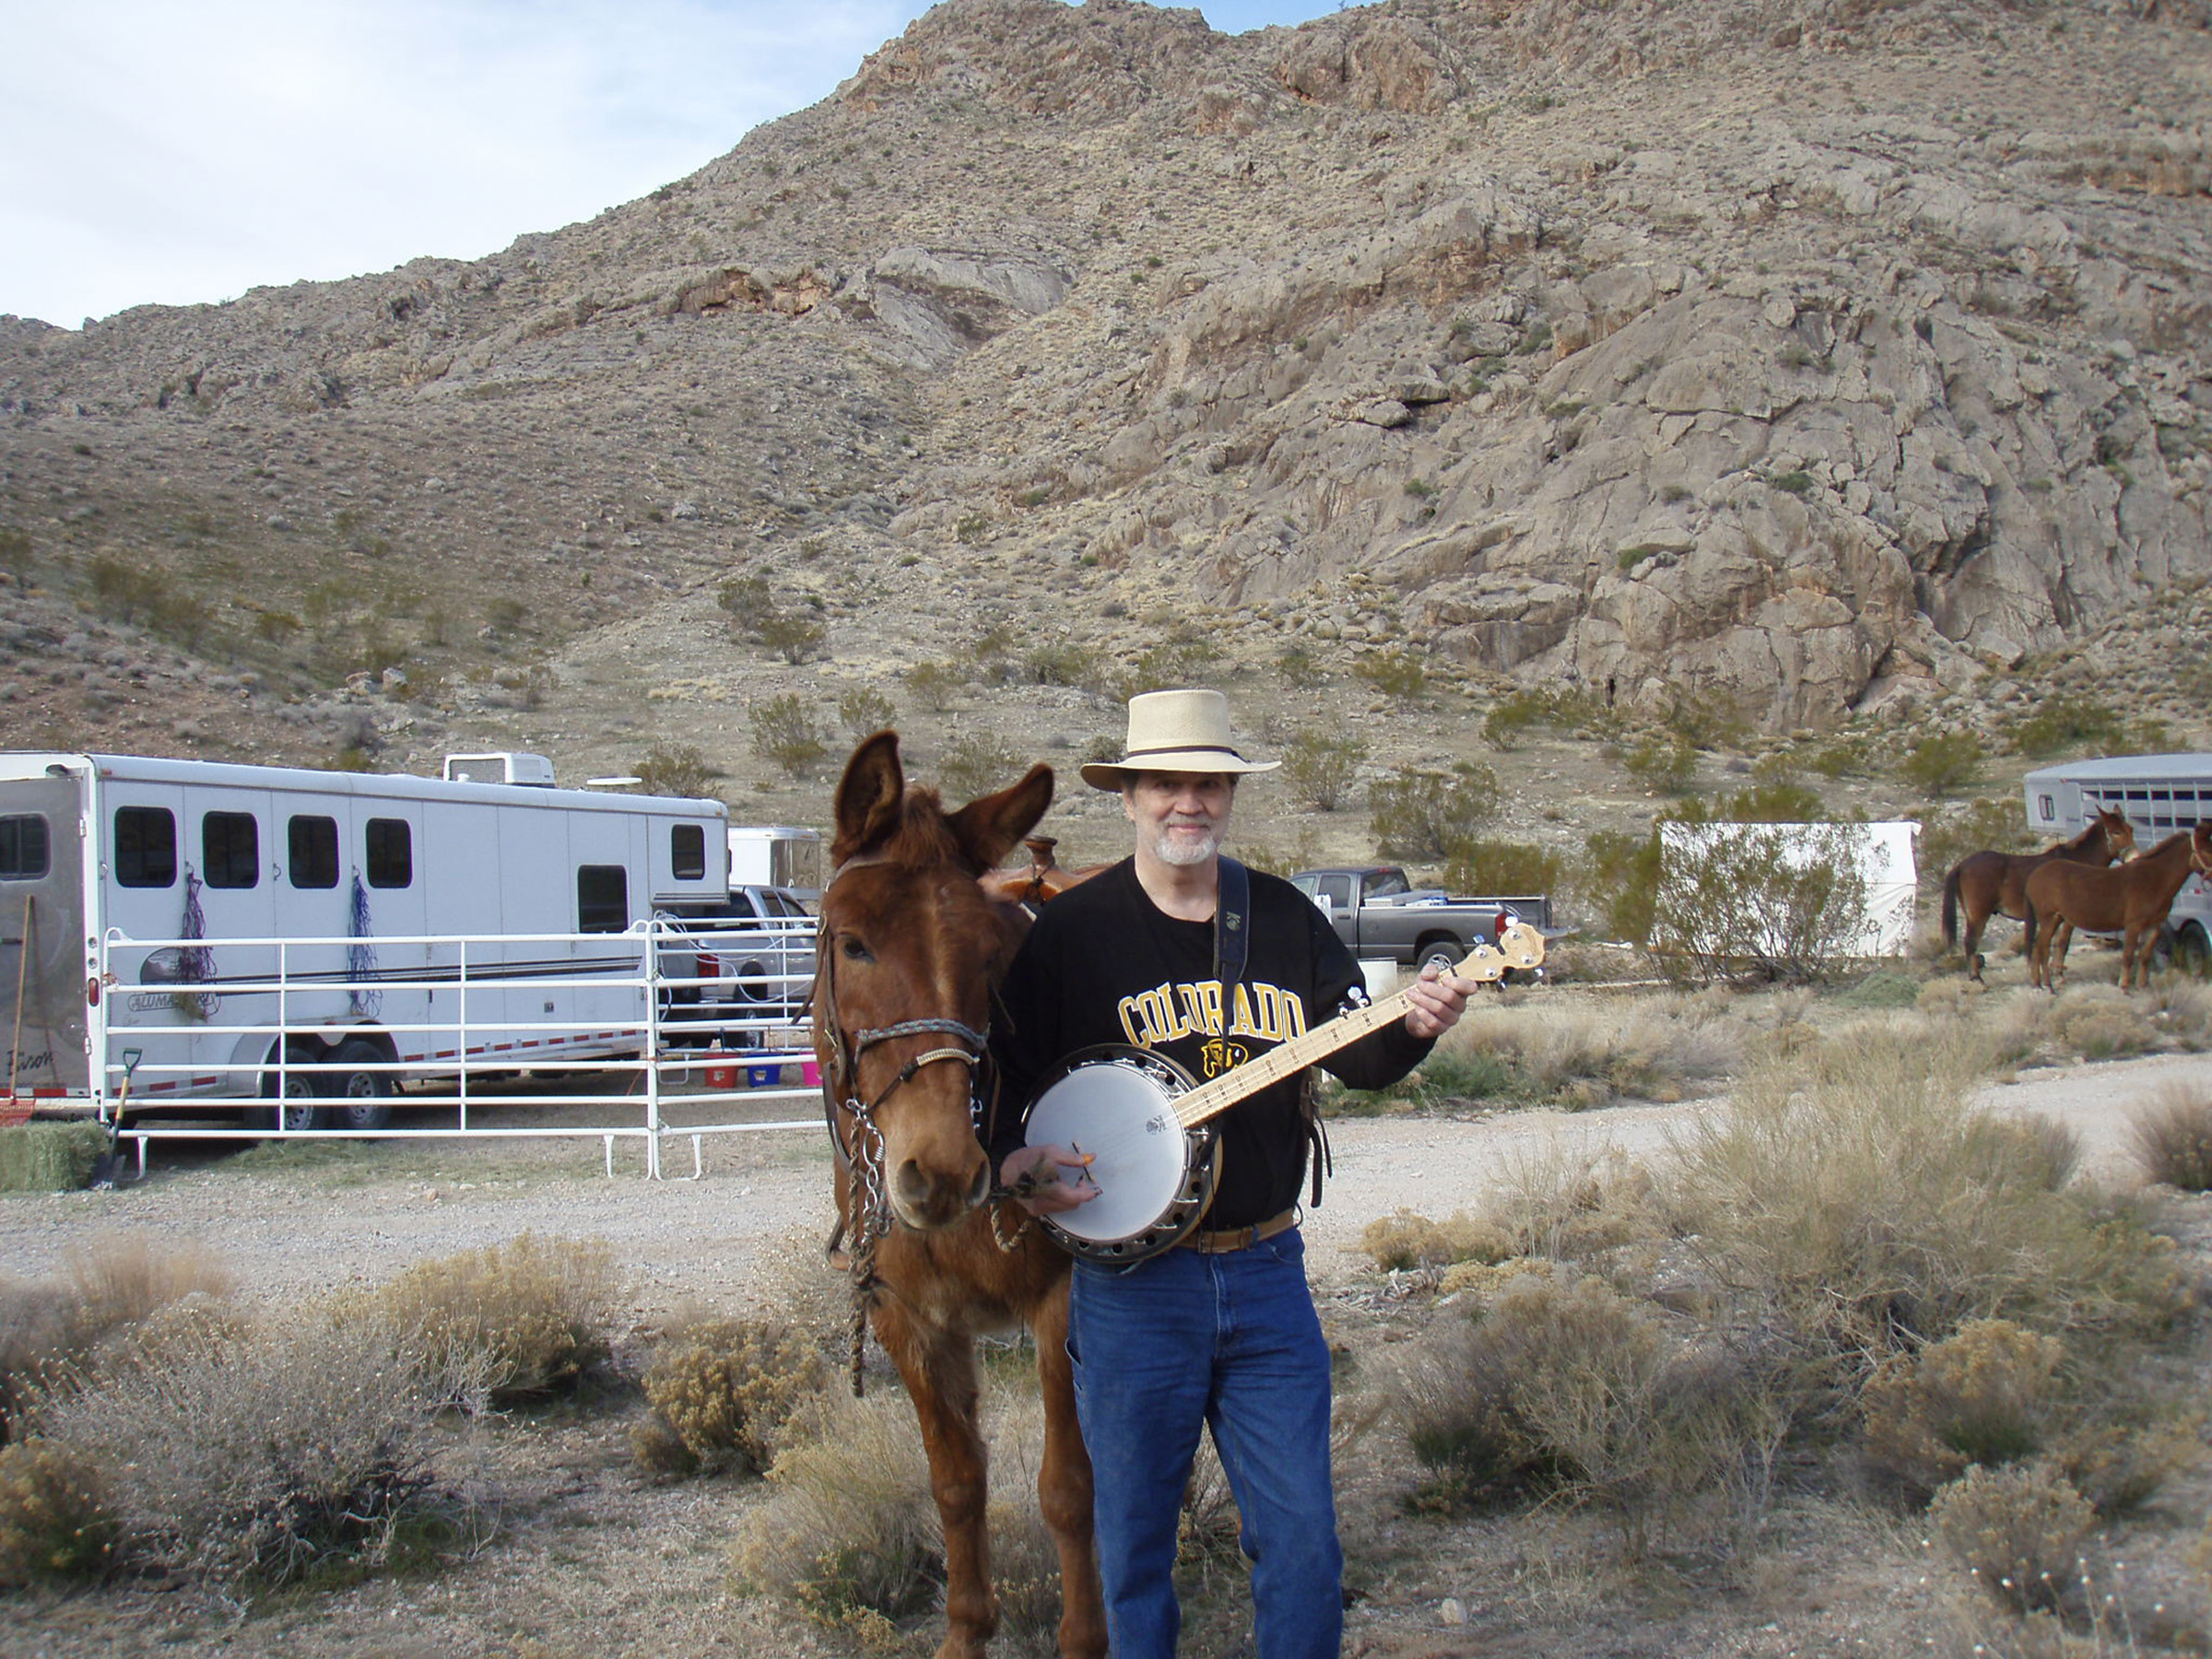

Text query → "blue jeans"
[1067,1228,1343,1659]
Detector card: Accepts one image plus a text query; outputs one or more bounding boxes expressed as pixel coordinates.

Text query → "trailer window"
[114,806,177,888]
[578,865,629,933]
[288,816,339,888]
[202,812,259,888]
[668,823,704,881]
[0,815,48,880]
[365,818,412,888]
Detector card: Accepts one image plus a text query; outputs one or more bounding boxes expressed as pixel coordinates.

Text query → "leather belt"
[1179,1206,1299,1253]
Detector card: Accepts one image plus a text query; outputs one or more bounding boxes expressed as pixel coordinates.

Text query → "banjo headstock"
[1453,921,1547,982]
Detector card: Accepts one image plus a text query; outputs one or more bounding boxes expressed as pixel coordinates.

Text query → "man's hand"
[999,1144,1100,1216]
[1402,964,1475,1040]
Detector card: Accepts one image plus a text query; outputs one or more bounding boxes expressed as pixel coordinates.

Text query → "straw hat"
[1079,688,1280,791]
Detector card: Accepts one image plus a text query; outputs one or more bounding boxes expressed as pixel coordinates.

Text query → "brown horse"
[811,732,1104,1659]
[2023,821,2212,992]
[1940,806,2137,981]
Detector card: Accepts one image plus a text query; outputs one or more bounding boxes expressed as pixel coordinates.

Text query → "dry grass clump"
[1452,991,1744,1107]
[0,1441,116,1585]
[1477,1144,1664,1269]
[2,1233,235,1434]
[1927,1460,2097,1617]
[632,1315,830,1477]
[366,1231,621,1403]
[0,1122,109,1193]
[13,1310,470,1586]
[2130,1080,2212,1190]
[732,1389,945,1640]
[1359,1208,1513,1272]
[1397,1267,1768,1552]
[2049,985,2159,1059]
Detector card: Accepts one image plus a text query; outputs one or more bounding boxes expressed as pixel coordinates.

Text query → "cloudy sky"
[1,0,1357,330]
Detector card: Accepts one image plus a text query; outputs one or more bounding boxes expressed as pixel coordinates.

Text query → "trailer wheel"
[325,1037,395,1131]
[248,1040,324,1133]
[2170,922,2211,979]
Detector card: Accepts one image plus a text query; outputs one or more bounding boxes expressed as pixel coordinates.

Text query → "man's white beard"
[1151,826,1219,866]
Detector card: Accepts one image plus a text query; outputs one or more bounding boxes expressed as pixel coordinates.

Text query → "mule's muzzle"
[891,1144,993,1231]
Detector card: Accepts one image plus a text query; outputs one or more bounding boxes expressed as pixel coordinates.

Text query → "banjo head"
[1023,1046,1217,1256]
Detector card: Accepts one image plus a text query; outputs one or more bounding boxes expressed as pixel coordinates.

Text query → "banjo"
[1022,923,1546,1264]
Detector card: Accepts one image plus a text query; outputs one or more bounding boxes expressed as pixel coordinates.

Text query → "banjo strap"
[1213,858,1328,1211]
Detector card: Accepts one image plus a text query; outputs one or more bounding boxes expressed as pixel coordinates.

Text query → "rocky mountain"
[2,0,2208,858]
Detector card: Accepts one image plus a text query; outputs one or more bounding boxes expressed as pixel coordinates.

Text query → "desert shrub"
[0,1123,107,1193]
[86,554,164,626]
[1021,641,1101,688]
[718,574,772,620]
[368,1232,620,1403]
[1665,1038,2186,1407]
[838,685,897,739]
[1484,687,1617,748]
[1329,1045,1530,1116]
[0,524,31,587]
[1927,1460,2096,1617]
[1352,647,1429,701]
[1668,784,1832,825]
[1650,822,1874,983]
[1861,1320,2066,1500]
[759,612,828,665]
[1900,731,1983,795]
[1661,693,1749,751]
[935,730,1025,802]
[1442,837,1564,901]
[18,1311,459,1585]
[1622,733,1696,794]
[1359,1209,1513,1272]
[1399,1271,1763,1551]
[1280,731,1366,811]
[1369,760,1498,859]
[1455,992,1743,1109]
[0,1441,116,1584]
[905,659,964,712]
[633,743,716,799]
[634,1317,829,1477]
[1572,828,1661,946]
[1832,969,1924,1009]
[2007,695,2125,759]
[2129,1082,2212,1190]
[750,693,829,780]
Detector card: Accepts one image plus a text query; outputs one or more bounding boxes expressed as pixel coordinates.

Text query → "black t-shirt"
[991,857,1432,1230]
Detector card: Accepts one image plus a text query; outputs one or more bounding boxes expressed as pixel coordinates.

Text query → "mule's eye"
[840,935,874,963]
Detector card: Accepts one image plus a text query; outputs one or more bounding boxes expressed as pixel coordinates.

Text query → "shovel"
[89,1047,142,1189]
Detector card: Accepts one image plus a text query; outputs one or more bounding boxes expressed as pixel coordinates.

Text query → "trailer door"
[2,777,88,1098]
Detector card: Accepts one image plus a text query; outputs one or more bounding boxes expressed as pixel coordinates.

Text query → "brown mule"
[2023,821,2212,993]
[1940,806,2136,981]
[811,732,1104,1659]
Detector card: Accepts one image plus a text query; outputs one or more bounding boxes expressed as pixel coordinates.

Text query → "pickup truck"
[1289,866,1552,979]
[653,884,817,1042]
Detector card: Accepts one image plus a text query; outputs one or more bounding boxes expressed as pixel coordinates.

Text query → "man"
[994,688,1477,1659]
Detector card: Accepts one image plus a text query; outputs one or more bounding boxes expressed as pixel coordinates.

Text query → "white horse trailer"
[0,752,730,1127]
[2021,753,2212,971]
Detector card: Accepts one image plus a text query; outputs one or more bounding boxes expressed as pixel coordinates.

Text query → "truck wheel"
[325,1037,396,1131]
[1416,937,1465,980]
[247,1039,325,1133]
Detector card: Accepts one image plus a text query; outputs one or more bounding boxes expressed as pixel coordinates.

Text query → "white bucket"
[1359,959,1402,1001]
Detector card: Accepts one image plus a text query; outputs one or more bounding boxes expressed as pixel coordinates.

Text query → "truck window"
[115,806,177,888]
[578,865,629,933]
[1317,874,1351,909]
[366,818,413,888]
[203,812,260,889]
[288,816,339,888]
[1367,869,1410,898]
[0,815,48,880]
[671,823,706,881]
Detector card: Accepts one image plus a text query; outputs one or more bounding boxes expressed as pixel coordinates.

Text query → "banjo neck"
[1168,930,1540,1132]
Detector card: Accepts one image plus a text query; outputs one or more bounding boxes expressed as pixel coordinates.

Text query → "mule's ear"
[831,731,906,865]
[947,762,1054,875]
